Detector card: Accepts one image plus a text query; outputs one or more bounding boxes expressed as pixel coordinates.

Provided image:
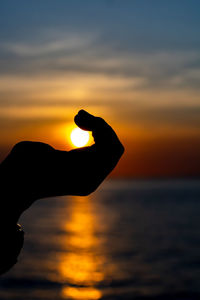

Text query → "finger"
[74,110,124,153]
[74,109,100,131]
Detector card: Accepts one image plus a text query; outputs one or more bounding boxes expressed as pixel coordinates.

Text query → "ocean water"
[0,179,200,300]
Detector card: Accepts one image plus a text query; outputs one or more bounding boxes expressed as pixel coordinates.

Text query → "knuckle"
[12,141,30,152]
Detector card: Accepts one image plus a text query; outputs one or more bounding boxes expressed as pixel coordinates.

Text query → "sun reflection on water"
[59,196,104,299]
[62,287,102,300]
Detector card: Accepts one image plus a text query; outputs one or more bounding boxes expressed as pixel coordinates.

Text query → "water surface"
[0,179,200,299]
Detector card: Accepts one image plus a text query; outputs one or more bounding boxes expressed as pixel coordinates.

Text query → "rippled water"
[0,180,200,299]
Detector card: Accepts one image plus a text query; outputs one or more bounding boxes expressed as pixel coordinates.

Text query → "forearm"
[0,162,24,224]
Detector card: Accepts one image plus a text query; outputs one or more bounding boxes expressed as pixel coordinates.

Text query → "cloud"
[0,30,200,94]
[2,33,94,57]
[0,30,200,139]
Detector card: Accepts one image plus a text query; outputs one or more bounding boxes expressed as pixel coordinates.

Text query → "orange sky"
[0,1,200,177]
[0,100,200,177]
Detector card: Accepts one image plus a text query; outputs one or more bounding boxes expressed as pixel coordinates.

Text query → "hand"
[0,110,124,222]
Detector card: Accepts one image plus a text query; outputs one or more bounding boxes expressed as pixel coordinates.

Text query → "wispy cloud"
[0,1,200,175]
[1,30,200,93]
[2,32,94,57]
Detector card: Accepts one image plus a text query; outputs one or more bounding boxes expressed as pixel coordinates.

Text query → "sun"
[70,127,90,147]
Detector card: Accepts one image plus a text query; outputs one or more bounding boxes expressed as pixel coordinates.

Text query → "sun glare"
[71,128,90,147]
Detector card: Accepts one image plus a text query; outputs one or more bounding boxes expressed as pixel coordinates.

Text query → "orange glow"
[59,196,104,299]
[62,287,101,300]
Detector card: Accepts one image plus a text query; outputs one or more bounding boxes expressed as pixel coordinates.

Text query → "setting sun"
[70,128,90,148]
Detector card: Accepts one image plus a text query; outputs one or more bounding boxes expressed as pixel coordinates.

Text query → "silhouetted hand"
[0,110,124,223]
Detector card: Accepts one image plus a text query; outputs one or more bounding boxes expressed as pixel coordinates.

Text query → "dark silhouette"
[0,110,124,275]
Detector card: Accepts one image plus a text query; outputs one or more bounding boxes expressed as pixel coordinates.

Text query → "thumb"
[74,109,103,131]
[74,110,124,153]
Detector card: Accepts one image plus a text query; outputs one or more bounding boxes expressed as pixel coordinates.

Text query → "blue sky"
[1,0,200,92]
[0,0,200,176]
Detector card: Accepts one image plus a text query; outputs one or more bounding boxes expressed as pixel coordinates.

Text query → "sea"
[0,179,199,300]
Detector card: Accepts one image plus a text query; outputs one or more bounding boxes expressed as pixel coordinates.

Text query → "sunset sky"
[0,0,200,177]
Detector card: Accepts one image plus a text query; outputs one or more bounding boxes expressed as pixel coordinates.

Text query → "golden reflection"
[59,196,104,299]
[62,287,101,300]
